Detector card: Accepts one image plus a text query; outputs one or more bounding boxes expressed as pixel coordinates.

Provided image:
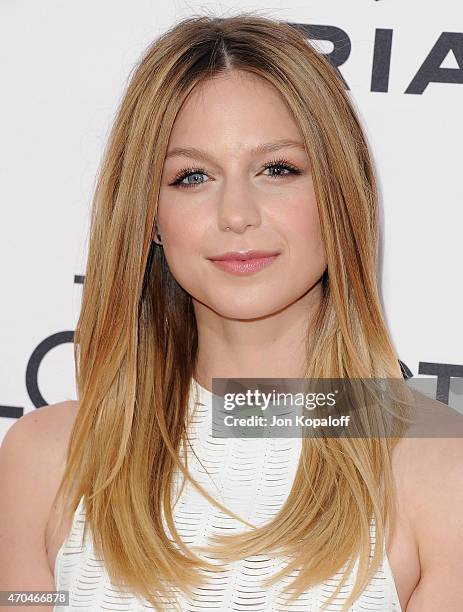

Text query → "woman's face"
[156,70,327,320]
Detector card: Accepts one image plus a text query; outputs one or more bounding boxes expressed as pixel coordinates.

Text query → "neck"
[193,282,322,393]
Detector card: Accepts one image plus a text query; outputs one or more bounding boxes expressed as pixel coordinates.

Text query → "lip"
[207,250,281,276]
[208,249,281,261]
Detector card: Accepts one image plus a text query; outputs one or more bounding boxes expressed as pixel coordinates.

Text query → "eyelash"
[169,157,302,189]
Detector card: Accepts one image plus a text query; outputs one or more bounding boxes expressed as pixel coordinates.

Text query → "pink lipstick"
[207,249,280,276]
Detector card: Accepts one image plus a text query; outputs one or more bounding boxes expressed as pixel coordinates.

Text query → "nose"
[217,180,262,234]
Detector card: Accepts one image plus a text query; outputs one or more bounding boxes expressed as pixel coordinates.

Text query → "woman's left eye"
[170,159,301,189]
[262,161,301,179]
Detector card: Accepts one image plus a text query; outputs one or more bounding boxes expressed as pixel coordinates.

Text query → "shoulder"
[0,399,80,510]
[391,395,463,610]
[1,400,80,479]
[2,399,80,507]
[1,399,79,460]
[6,399,80,436]
[0,400,80,588]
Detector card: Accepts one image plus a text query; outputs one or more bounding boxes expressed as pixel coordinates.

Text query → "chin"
[208,298,287,321]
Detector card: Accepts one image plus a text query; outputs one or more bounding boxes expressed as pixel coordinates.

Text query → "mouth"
[207,250,281,276]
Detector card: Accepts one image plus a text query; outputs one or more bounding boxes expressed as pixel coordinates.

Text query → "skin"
[155,70,326,387]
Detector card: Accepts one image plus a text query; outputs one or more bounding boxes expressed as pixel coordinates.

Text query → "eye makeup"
[169,157,302,189]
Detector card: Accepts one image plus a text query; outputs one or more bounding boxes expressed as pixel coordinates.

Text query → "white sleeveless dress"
[53,379,402,611]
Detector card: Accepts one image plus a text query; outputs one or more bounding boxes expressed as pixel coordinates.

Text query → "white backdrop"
[1,0,462,439]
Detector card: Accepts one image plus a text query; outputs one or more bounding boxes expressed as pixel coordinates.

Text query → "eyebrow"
[165,139,306,163]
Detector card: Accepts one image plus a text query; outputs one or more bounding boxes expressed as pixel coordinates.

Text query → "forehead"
[166,71,302,155]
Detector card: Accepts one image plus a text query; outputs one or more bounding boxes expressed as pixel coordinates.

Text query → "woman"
[2,12,463,612]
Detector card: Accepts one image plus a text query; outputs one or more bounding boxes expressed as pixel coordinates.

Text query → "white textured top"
[54,379,402,611]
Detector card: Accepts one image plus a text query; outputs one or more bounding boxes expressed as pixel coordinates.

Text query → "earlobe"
[153,225,163,245]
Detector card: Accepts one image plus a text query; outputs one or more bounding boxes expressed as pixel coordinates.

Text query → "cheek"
[279,193,325,261]
[157,197,197,247]
[278,202,327,294]
[157,207,205,280]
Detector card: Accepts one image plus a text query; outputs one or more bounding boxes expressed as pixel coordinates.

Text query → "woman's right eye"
[170,168,208,189]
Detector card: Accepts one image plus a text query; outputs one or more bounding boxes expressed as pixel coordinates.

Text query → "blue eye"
[262,161,300,179]
[170,158,301,189]
[173,170,208,188]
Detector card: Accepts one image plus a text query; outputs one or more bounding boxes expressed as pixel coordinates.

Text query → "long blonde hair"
[54,11,407,611]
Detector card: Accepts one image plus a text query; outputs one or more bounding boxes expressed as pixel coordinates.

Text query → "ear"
[152,224,162,245]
